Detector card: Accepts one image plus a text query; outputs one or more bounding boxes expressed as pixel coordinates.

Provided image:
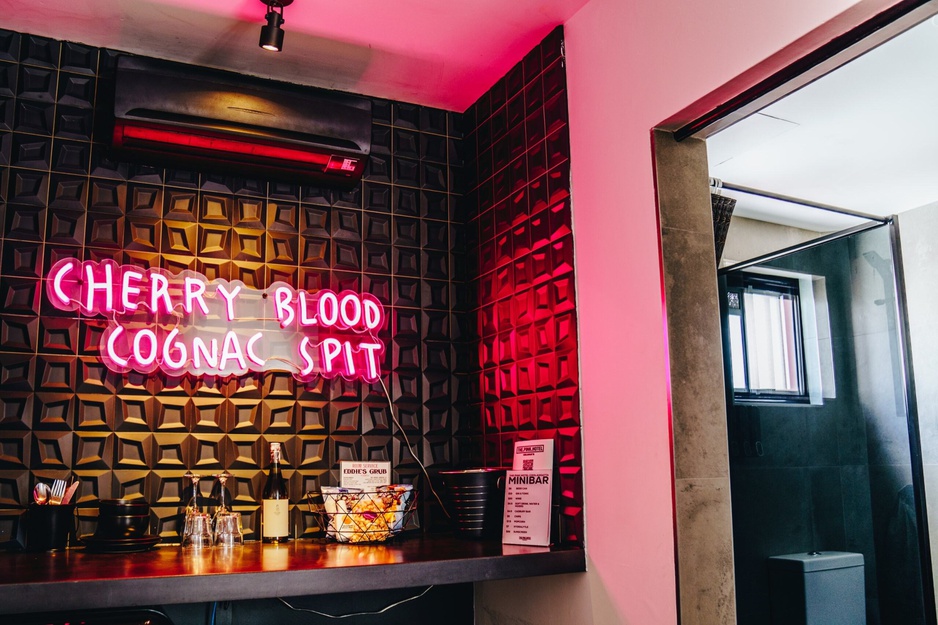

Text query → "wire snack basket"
[306,485,417,543]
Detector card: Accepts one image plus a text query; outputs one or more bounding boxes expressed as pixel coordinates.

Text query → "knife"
[61,481,80,505]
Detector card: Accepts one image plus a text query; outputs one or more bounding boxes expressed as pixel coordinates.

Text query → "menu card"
[503,438,554,547]
[339,461,391,489]
[502,470,552,546]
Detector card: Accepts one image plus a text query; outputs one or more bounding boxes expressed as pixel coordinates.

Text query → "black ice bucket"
[440,468,507,539]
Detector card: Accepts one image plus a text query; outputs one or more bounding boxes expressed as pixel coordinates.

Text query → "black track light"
[259,0,293,52]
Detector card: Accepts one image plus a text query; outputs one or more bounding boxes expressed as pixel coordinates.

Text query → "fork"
[49,479,66,505]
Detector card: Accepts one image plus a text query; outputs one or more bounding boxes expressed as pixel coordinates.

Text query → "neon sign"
[46,258,386,383]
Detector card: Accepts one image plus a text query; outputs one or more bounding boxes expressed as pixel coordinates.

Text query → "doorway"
[719,223,927,624]
[653,1,938,623]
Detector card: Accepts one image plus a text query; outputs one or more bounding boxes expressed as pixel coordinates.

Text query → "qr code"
[522,459,534,471]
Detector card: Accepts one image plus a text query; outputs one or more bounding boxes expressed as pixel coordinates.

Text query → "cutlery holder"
[24,503,76,551]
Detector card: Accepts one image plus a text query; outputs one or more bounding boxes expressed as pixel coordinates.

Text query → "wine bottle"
[262,442,290,543]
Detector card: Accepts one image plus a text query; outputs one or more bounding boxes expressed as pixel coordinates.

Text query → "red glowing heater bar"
[114,122,329,169]
[113,121,339,169]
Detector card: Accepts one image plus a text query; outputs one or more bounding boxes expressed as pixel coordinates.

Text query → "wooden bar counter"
[0,535,585,614]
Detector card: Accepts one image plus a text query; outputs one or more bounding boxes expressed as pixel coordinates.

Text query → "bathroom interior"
[705,13,938,625]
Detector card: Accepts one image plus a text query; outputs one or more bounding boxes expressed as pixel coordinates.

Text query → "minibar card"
[502,470,552,546]
[339,461,391,489]
[512,439,554,471]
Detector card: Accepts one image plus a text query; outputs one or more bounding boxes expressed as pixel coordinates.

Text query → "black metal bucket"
[440,468,507,539]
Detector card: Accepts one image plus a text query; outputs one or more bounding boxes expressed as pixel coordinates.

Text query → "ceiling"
[707,15,938,232]
[8,0,931,232]
[2,0,590,112]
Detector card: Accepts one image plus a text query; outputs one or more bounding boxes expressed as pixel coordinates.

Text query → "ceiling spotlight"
[259,0,293,52]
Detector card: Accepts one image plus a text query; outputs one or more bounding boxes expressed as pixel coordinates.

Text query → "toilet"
[768,551,865,625]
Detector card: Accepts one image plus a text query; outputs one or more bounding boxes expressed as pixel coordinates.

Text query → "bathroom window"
[726,274,810,403]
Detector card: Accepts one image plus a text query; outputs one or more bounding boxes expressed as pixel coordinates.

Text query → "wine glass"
[211,470,232,519]
[183,471,202,517]
[181,512,213,549]
[214,511,244,548]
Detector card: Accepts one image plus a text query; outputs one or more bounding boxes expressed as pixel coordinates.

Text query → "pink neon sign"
[46,258,386,383]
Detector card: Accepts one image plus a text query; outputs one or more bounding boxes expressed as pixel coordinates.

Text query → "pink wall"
[561,0,904,622]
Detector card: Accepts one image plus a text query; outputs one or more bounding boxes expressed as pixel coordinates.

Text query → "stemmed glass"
[183,471,202,515]
[214,511,244,548]
[181,471,203,546]
[210,471,243,547]
[181,512,214,549]
[211,470,232,519]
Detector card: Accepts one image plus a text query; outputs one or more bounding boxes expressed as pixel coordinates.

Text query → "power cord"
[277,586,434,619]
[374,373,450,518]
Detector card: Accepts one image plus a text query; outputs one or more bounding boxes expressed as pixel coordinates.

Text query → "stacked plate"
[82,499,161,553]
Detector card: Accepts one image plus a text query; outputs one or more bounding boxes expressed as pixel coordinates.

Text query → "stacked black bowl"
[440,468,507,538]
[95,499,150,539]
[83,499,160,553]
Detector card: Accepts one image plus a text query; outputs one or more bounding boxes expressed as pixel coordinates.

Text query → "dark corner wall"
[461,27,581,543]
[0,26,581,544]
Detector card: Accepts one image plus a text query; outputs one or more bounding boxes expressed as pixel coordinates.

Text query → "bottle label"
[263,499,289,538]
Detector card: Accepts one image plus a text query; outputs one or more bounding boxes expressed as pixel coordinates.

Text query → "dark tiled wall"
[462,27,582,542]
[0,25,584,546]
[0,30,472,541]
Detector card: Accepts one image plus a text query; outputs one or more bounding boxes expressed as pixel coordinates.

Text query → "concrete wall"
[655,131,736,624]
[721,215,826,267]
